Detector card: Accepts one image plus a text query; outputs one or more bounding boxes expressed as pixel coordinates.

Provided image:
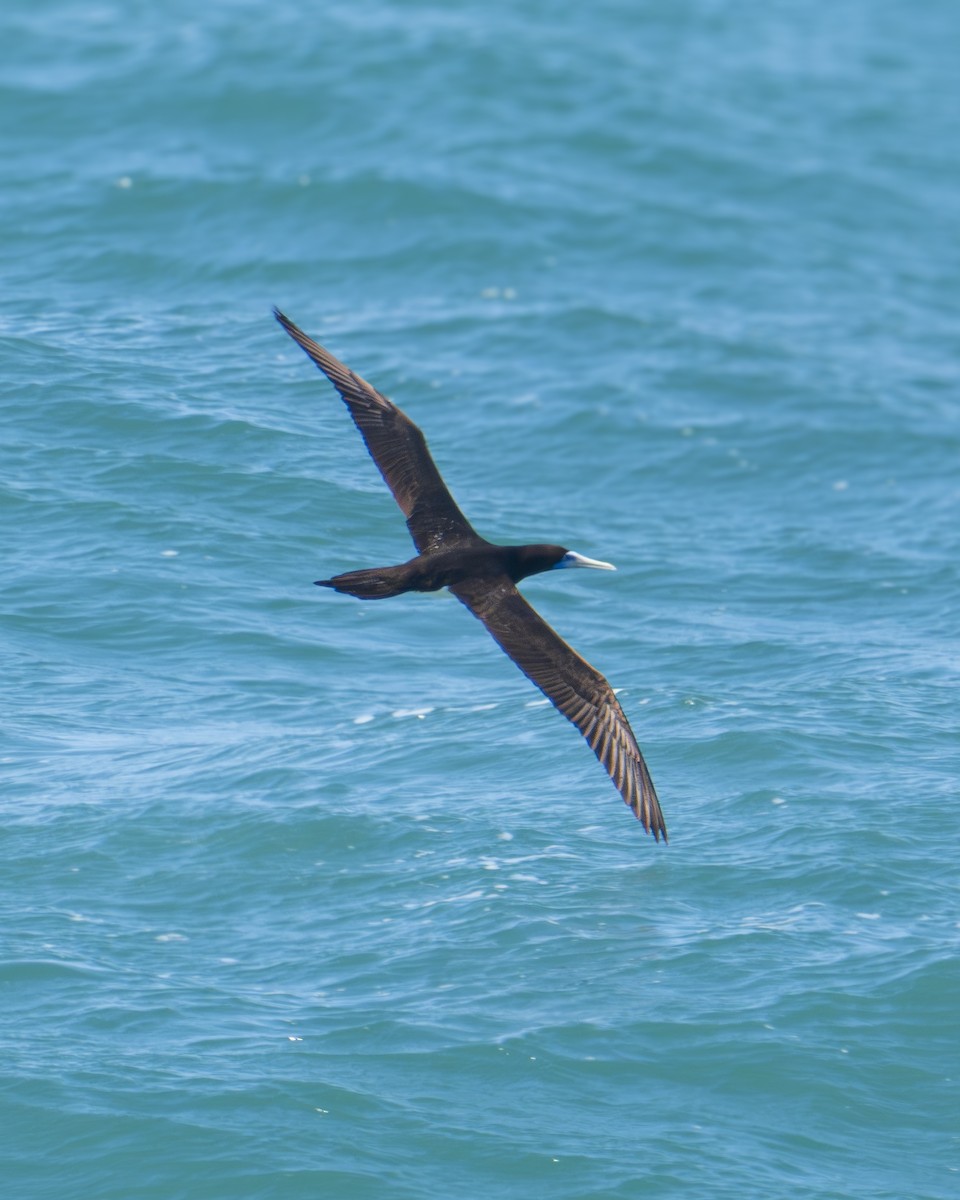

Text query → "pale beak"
[556,551,616,571]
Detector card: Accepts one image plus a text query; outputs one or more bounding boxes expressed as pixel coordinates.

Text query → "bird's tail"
[315,566,408,600]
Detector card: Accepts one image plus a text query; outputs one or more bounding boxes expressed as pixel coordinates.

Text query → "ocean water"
[3,1,959,1196]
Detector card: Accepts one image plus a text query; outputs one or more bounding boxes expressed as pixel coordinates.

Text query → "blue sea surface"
[3,1,959,1197]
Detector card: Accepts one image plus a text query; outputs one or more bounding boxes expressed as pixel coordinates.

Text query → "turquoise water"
[3,1,959,1196]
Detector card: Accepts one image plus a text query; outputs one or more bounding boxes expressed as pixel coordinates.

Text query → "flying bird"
[275,309,666,840]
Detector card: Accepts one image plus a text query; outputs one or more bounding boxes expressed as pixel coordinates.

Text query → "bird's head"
[510,544,616,581]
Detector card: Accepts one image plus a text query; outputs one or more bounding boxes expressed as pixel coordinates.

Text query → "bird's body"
[318,543,586,598]
[275,309,667,841]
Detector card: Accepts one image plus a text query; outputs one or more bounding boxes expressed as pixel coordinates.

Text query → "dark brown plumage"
[275,308,666,841]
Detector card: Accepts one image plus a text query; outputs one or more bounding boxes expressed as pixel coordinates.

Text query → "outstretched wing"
[275,309,480,553]
[450,575,666,840]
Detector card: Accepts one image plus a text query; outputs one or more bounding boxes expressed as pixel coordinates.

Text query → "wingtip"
[642,817,667,843]
[639,801,668,844]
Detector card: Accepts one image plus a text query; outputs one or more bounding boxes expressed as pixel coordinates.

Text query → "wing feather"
[451,576,666,840]
[275,309,480,553]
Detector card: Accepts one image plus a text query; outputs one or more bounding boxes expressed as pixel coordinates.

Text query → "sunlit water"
[3,2,959,1197]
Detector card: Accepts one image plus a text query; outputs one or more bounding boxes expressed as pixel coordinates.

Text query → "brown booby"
[275,309,666,840]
